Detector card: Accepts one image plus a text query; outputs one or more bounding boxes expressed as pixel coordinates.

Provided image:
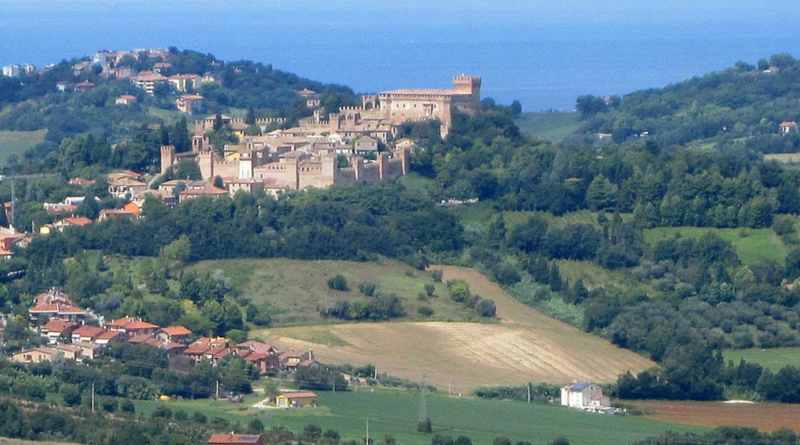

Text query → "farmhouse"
[275,391,317,408]
[561,381,611,410]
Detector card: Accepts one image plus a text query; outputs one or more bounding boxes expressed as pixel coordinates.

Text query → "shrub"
[424,283,436,297]
[328,275,349,291]
[192,411,208,424]
[431,269,443,282]
[120,399,135,414]
[418,306,434,317]
[475,298,497,317]
[417,417,432,433]
[151,405,172,419]
[358,282,377,296]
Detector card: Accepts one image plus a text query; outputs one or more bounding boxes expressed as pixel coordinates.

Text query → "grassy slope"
[643,227,787,265]
[0,130,46,165]
[253,265,655,393]
[133,388,703,445]
[515,112,580,143]
[187,258,477,325]
[723,347,800,371]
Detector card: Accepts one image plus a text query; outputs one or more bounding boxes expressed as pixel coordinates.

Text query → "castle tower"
[239,152,253,179]
[192,135,204,153]
[452,75,482,112]
[160,145,175,174]
[352,156,364,181]
[377,152,389,180]
[362,94,378,110]
[322,155,336,184]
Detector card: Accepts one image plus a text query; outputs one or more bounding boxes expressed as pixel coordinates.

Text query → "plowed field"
[628,400,800,432]
[255,266,654,392]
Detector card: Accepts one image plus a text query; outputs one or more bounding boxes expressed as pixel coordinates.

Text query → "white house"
[561,381,611,409]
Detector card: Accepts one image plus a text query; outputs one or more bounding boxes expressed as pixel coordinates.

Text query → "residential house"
[29,288,87,322]
[40,319,79,344]
[275,391,317,408]
[74,80,96,92]
[71,325,105,343]
[132,72,168,95]
[781,121,798,135]
[160,342,187,358]
[168,74,200,92]
[208,434,263,445]
[354,136,378,154]
[94,329,127,345]
[279,350,315,371]
[124,200,143,216]
[156,326,192,344]
[115,95,137,105]
[12,347,60,363]
[179,183,228,201]
[107,176,147,199]
[98,209,136,221]
[53,344,83,361]
[176,94,204,114]
[105,316,157,336]
[45,216,93,234]
[560,381,610,409]
[69,178,96,187]
[72,342,102,360]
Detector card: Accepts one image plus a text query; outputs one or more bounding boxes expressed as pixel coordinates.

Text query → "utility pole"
[527,382,531,404]
[419,374,428,421]
[365,418,369,445]
[91,383,96,413]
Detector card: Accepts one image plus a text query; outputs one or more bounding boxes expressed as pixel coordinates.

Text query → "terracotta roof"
[41,319,78,332]
[72,325,104,338]
[296,89,316,96]
[236,341,275,354]
[96,330,125,340]
[63,217,93,226]
[125,320,158,330]
[184,344,210,355]
[180,184,228,197]
[106,316,137,328]
[30,303,86,314]
[127,334,152,344]
[160,342,186,351]
[280,391,317,399]
[160,326,191,336]
[243,352,268,362]
[208,434,263,445]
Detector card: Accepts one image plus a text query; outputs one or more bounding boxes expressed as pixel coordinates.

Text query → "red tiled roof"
[160,326,191,336]
[106,316,137,328]
[96,330,125,340]
[63,217,93,226]
[127,334,152,344]
[125,320,158,330]
[73,326,104,338]
[41,319,78,332]
[160,342,186,351]
[280,391,317,399]
[243,353,268,362]
[184,344,210,355]
[30,303,86,314]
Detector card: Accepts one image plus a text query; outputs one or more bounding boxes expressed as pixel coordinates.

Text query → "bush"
[62,387,81,407]
[328,275,349,291]
[120,399,135,414]
[424,283,436,297]
[418,306,434,317]
[101,398,118,413]
[417,417,432,433]
[151,405,172,419]
[431,269,443,282]
[475,298,497,317]
[192,411,207,424]
[358,282,377,296]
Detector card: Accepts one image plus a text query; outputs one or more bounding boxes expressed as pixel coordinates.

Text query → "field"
[253,265,655,393]
[187,258,477,325]
[0,130,46,165]
[515,112,580,143]
[626,399,800,432]
[0,439,81,445]
[132,388,703,445]
[723,347,800,371]
[643,227,787,265]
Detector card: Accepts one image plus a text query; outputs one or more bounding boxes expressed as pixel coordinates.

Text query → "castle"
[160,76,481,195]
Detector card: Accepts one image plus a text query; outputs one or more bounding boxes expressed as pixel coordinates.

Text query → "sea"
[1,0,799,111]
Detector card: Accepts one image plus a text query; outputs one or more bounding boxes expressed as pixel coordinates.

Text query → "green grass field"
[643,227,787,265]
[723,347,800,371]
[515,112,581,143]
[186,258,477,325]
[133,388,704,445]
[0,130,46,165]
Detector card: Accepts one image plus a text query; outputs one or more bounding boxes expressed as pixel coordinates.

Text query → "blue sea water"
[0,0,799,111]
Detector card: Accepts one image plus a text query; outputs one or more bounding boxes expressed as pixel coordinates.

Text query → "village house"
[275,391,317,408]
[115,95,137,105]
[107,176,147,199]
[780,121,798,134]
[156,326,193,344]
[71,325,105,343]
[98,209,136,221]
[561,381,611,411]
[40,319,79,344]
[132,72,168,95]
[176,94,203,114]
[208,434,263,445]
[12,347,60,364]
[29,288,88,322]
[280,349,315,370]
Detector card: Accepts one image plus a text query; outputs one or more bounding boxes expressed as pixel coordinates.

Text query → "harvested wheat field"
[255,265,654,392]
[629,400,800,432]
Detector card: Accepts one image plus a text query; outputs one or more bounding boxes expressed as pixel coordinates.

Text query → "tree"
[510,100,522,116]
[475,298,496,317]
[424,283,436,297]
[328,275,349,291]
[160,235,191,266]
[417,417,432,433]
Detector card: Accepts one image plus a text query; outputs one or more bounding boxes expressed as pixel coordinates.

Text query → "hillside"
[572,54,800,151]
[254,265,655,393]
[515,111,580,142]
